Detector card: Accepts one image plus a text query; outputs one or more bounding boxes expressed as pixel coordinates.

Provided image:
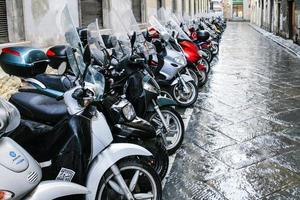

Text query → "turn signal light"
[0,191,14,200]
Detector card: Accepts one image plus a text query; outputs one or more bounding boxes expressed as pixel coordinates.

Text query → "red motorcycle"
[165,20,210,87]
[178,38,209,87]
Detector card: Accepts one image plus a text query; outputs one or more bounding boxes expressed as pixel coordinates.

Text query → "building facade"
[0,0,210,47]
[222,0,250,20]
[250,0,300,44]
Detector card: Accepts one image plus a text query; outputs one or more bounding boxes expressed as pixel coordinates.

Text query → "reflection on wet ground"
[163,22,300,199]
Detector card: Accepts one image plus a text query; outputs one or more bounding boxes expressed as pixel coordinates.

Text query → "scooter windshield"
[87,20,109,67]
[60,6,85,78]
[61,6,105,100]
[109,1,155,60]
[157,8,192,42]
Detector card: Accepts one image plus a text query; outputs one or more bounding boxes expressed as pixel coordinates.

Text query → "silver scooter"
[148,16,198,107]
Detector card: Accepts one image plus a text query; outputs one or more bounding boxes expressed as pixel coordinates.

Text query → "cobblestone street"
[163,22,300,200]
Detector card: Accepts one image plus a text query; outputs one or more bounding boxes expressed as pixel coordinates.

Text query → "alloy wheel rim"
[98,166,158,200]
[150,110,182,150]
[173,82,196,105]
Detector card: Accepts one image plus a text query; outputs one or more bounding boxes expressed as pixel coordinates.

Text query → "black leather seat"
[10,92,67,125]
[35,74,75,92]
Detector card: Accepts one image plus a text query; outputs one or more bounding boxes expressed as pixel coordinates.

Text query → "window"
[157,0,163,9]
[81,0,103,27]
[132,0,142,22]
[194,0,197,14]
[0,0,8,43]
[172,0,177,13]
[182,0,185,15]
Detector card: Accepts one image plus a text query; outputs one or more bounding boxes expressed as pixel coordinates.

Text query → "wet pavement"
[163,22,300,199]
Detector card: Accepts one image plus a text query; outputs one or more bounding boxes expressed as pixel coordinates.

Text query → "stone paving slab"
[163,22,300,199]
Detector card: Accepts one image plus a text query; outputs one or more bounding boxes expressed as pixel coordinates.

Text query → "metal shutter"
[81,0,103,27]
[0,0,8,43]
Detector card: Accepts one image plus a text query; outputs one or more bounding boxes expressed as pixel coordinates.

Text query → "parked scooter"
[107,9,185,154]
[147,15,198,107]
[0,6,163,200]
[156,9,209,86]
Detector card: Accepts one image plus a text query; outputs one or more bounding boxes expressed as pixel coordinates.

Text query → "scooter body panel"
[25,180,89,200]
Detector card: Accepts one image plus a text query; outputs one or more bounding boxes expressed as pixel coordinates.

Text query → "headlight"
[175,56,187,66]
[122,103,136,121]
[143,82,158,94]
[0,191,14,200]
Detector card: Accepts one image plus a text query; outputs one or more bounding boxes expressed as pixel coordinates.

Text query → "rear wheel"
[140,139,169,179]
[97,159,162,200]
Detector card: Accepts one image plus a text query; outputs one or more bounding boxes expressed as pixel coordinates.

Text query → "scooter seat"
[35,74,75,92]
[10,92,67,125]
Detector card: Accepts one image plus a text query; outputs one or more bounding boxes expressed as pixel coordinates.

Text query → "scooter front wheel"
[97,159,162,200]
[171,81,198,107]
[146,107,185,155]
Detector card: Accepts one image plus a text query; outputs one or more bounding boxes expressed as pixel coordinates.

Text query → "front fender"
[171,74,194,86]
[85,143,152,200]
[146,96,177,112]
[25,181,89,200]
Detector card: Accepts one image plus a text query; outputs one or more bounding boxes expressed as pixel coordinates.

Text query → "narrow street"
[163,22,300,199]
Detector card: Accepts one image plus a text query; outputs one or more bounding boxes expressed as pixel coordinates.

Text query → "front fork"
[152,100,169,145]
[110,164,135,200]
[178,73,190,93]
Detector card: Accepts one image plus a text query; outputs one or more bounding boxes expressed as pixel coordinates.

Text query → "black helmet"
[0,98,20,135]
[197,30,210,42]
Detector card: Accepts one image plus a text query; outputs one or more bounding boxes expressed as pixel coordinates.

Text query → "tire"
[186,68,199,87]
[196,69,208,87]
[202,48,213,63]
[146,107,185,155]
[140,138,169,179]
[212,43,219,55]
[171,80,198,107]
[199,57,211,74]
[96,159,162,200]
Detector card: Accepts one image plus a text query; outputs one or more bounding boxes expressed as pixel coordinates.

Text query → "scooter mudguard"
[25,180,89,200]
[146,96,177,112]
[85,143,152,200]
[171,74,194,86]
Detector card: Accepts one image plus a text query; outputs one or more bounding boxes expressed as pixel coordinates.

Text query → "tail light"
[0,191,14,200]
[1,48,20,57]
[46,49,56,57]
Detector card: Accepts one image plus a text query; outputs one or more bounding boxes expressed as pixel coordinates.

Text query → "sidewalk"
[249,23,300,58]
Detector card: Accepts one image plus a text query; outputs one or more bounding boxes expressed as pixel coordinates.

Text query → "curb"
[249,23,300,58]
